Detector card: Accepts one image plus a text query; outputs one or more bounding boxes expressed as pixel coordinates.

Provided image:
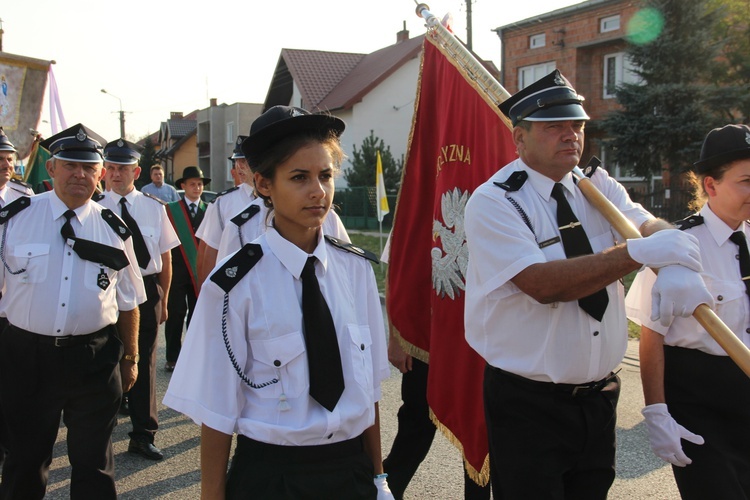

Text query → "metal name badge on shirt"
[97,268,111,290]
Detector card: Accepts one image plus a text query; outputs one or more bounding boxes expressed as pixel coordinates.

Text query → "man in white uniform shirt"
[464,70,712,499]
[98,139,180,461]
[0,124,145,499]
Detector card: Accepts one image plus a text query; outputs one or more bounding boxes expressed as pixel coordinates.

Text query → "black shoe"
[119,396,129,416]
[128,439,164,460]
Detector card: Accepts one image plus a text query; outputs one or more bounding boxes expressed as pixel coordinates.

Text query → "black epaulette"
[92,193,106,202]
[230,204,260,227]
[493,170,528,192]
[210,243,263,293]
[9,178,33,194]
[101,208,132,240]
[582,156,601,178]
[0,196,30,224]
[325,236,379,263]
[673,214,704,231]
[212,186,239,204]
[142,192,167,205]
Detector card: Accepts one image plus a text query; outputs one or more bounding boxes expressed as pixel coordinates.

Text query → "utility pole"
[0,18,4,52]
[100,89,126,138]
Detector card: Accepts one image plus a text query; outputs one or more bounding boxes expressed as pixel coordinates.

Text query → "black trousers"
[129,275,159,443]
[0,324,122,500]
[484,365,619,500]
[226,435,376,499]
[664,346,750,500]
[383,358,490,499]
[0,317,8,460]
[164,259,196,363]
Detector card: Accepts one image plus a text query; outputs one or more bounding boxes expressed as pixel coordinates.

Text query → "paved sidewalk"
[44,329,679,499]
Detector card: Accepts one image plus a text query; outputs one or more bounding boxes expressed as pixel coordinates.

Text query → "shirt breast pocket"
[248,332,307,398]
[140,226,157,244]
[704,275,744,321]
[347,324,373,392]
[11,244,50,283]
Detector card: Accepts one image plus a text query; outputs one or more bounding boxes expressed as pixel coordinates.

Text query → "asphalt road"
[43,323,680,499]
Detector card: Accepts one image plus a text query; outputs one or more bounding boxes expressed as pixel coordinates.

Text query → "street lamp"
[100,89,126,138]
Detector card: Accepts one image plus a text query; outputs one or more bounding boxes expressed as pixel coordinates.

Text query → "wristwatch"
[122,353,140,364]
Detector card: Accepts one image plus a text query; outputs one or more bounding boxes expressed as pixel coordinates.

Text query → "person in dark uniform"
[627,123,750,500]
[97,139,180,461]
[0,128,34,468]
[0,123,145,499]
[164,106,393,499]
[464,70,712,499]
[164,166,209,371]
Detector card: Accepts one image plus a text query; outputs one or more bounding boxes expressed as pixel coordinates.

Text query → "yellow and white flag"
[376,150,389,221]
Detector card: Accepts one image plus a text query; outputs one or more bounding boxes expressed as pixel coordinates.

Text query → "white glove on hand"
[651,265,715,326]
[642,403,704,467]
[374,475,394,500]
[627,230,702,272]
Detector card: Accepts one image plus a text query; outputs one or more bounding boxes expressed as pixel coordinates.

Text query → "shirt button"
[61,303,65,307]
[746,328,750,334]
[56,329,61,333]
[717,295,724,302]
[360,344,365,351]
[68,252,72,256]
[273,360,281,367]
[327,434,333,439]
[593,331,600,336]
[64,277,68,280]
[737,254,741,260]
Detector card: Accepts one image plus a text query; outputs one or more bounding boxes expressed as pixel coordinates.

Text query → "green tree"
[344,130,403,191]
[602,0,748,218]
[136,136,157,189]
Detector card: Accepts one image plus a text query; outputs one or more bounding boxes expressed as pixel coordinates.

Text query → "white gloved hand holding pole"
[627,229,703,271]
[374,474,394,500]
[642,403,704,467]
[650,265,715,327]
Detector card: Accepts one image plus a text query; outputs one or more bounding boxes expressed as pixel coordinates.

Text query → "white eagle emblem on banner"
[432,188,469,300]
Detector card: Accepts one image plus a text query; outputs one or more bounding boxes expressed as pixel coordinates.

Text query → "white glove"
[374,475,394,500]
[651,265,715,326]
[642,403,704,467]
[627,230,702,272]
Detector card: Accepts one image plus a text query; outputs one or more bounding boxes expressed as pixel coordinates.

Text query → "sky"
[1,0,583,144]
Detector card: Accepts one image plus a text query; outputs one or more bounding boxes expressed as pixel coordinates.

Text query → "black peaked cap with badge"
[229,135,248,160]
[241,106,345,166]
[694,124,750,173]
[499,69,590,127]
[175,166,211,189]
[103,138,142,165]
[0,128,16,153]
[40,123,107,162]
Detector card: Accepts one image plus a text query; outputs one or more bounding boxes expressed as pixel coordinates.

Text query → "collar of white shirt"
[49,190,95,224]
[701,202,747,247]
[265,226,329,280]
[516,158,579,202]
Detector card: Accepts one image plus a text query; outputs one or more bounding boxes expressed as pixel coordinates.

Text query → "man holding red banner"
[464,70,712,499]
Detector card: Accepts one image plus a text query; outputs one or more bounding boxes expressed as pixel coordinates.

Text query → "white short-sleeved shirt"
[164,227,389,445]
[0,191,146,335]
[626,204,750,355]
[98,189,180,276]
[195,183,255,250]
[216,198,351,261]
[0,180,34,207]
[464,159,653,384]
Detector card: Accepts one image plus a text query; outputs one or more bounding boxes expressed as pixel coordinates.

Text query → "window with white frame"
[603,52,639,98]
[600,15,620,33]
[600,142,650,181]
[529,33,546,49]
[226,122,235,143]
[518,61,556,90]
[226,158,234,183]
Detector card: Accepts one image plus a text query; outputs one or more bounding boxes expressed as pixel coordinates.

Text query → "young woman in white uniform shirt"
[626,124,750,500]
[164,106,392,499]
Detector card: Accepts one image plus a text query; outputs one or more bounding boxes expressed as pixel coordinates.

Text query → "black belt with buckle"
[8,324,111,348]
[488,364,619,397]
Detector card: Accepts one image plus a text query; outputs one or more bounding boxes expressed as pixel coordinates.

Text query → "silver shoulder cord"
[0,223,26,275]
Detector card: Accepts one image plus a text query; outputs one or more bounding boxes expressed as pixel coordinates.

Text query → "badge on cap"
[76,128,87,142]
[117,139,125,147]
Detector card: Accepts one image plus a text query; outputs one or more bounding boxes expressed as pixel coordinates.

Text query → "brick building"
[494,0,644,184]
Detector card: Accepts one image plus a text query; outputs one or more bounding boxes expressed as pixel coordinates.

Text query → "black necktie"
[189,203,197,219]
[729,231,750,299]
[119,197,150,269]
[550,183,609,321]
[301,256,344,412]
[61,210,129,271]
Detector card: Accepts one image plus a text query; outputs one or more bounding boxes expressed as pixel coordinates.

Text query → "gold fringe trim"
[429,407,490,486]
[388,322,430,365]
